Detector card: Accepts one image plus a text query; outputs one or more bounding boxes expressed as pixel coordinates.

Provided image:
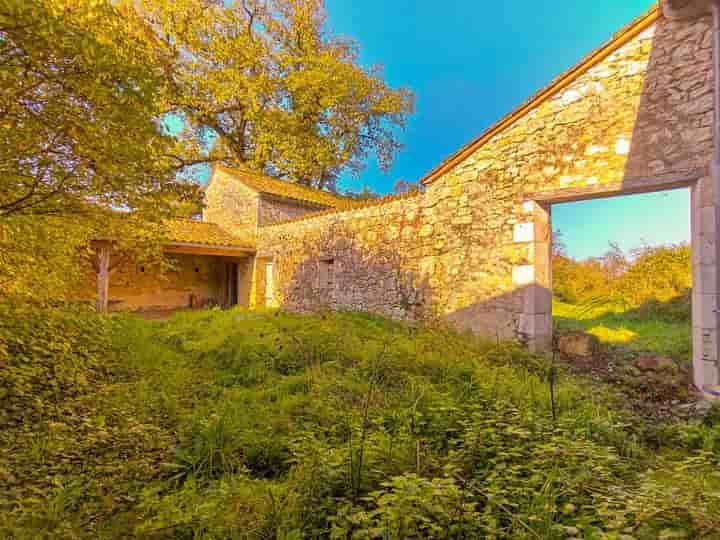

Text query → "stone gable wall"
[204,168,260,234]
[255,15,714,343]
[258,195,328,226]
[431,18,711,205]
[204,168,337,231]
[257,195,431,321]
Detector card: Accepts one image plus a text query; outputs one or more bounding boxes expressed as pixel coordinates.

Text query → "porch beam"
[164,242,255,258]
[525,170,703,205]
[94,241,111,314]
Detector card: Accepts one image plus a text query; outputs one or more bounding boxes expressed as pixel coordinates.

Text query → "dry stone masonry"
[246,8,718,392]
[86,6,720,395]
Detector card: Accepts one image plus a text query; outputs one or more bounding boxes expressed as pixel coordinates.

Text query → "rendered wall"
[77,254,228,312]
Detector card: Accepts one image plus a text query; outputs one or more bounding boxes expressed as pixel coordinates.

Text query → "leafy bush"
[0,301,112,425]
[553,243,691,310]
[331,473,483,539]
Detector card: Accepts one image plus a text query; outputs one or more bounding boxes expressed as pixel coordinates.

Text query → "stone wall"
[257,194,431,321]
[432,17,712,204]
[627,16,713,180]
[204,167,260,234]
[256,14,714,345]
[258,195,328,226]
[204,167,337,231]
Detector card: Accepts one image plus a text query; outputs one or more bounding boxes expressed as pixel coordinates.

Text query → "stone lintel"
[513,222,535,243]
[513,265,535,286]
[526,170,704,205]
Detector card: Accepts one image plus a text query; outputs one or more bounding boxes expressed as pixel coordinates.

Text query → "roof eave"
[164,242,255,257]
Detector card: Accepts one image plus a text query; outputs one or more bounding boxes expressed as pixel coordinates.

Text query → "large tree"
[141,0,415,190]
[0,0,198,219]
[0,0,198,300]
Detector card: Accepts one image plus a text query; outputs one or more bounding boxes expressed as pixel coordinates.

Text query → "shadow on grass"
[553,293,692,365]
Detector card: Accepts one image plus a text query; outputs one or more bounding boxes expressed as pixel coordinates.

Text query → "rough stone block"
[694,358,720,389]
[693,324,718,364]
[558,332,600,357]
[696,264,719,294]
[519,313,552,338]
[512,265,535,286]
[700,206,718,236]
[513,222,535,243]
[693,291,719,328]
[523,283,552,314]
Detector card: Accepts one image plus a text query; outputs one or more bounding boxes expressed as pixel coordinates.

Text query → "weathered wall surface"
[204,167,260,234]
[626,16,713,180]
[257,194,432,321]
[77,254,227,312]
[434,17,711,204]
[258,195,328,227]
[204,168,337,231]
[256,14,714,344]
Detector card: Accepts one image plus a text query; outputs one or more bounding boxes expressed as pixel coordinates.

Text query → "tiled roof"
[419,5,659,185]
[261,189,423,227]
[164,219,255,249]
[215,165,362,210]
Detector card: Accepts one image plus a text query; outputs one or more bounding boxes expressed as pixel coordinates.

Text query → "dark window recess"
[195,267,200,273]
[139,266,145,273]
[319,259,335,292]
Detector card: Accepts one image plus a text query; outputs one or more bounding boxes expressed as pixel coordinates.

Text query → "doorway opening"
[550,188,692,368]
[225,261,239,307]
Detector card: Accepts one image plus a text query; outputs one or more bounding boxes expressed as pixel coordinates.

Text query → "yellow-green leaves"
[142,0,415,190]
[1,0,201,300]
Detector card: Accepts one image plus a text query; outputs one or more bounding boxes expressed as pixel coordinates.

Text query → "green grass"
[1,305,719,539]
[553,299,692,364]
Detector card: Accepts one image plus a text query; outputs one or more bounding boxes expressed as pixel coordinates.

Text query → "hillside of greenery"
[1,303,720,539]
[553,243,692,363]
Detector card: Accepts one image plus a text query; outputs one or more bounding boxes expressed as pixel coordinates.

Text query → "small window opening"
[319,258,335,294]
[139,266,145,273]
[195,267,200,273]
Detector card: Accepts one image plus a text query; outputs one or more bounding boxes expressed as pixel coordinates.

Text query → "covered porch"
[91,220,256,315]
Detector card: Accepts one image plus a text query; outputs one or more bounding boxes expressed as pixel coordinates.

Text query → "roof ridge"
[166,217,203,223]
[260,189,423,228]
[420,4,660,185]
[215,164,363,208]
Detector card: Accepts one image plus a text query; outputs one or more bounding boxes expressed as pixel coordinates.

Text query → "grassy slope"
[553,299,692,364]
[1,307,719,539]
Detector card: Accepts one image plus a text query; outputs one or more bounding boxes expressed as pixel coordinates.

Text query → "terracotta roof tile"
[215,165,362,210]
[164,218,254,249]
[261,189,423,227]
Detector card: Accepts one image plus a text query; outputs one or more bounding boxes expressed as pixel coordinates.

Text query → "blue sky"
[323,0,690,260]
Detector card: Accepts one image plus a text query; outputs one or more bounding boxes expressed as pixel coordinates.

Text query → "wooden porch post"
[95,242,111,314]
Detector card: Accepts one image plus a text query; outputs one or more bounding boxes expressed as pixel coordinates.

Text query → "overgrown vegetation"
[553,242,692,362]
[1,0,413,302]
[2,304,719,539]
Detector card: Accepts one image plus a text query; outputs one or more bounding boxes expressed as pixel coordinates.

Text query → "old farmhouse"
[87,2,720,396]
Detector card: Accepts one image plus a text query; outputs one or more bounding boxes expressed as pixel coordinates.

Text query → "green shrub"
[331,473,483,539]
[553,243,692,310]
[0,301,111,424]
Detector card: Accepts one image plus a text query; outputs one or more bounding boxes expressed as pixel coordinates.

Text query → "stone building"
[90,3,720,396]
